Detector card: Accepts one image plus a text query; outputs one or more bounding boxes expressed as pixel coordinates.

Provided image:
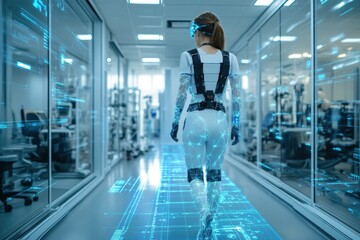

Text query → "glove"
[170,123,179,142]
[231,126,240,145]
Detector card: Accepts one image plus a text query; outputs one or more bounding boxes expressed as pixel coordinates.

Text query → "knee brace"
[187,168,204,183]
[206,169,221,182]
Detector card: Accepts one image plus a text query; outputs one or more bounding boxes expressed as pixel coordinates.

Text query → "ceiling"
[91,0,271,71]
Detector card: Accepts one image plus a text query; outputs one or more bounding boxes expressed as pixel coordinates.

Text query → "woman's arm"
[170,73,191,142]
[173,73,191,124]
[229,73,241,127]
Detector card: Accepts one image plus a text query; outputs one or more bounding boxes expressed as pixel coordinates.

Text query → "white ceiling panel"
[93,0,272,71]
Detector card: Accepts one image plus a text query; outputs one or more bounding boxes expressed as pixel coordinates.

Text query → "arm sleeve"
[229,53,241,127]
[172,52,191,124]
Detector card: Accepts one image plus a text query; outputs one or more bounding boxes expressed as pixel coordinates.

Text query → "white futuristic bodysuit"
[173,47,241,170]
[171,46,241,239]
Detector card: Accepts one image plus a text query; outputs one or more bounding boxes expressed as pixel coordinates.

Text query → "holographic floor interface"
[107,145,282,240]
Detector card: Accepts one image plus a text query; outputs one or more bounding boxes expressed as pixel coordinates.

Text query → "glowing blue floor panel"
[107,145,281,240]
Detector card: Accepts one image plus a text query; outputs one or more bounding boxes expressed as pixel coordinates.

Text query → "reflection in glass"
[107,44,121,166]
[50,1,93,200]
[278,0,311,197]
[259,12,282,176]
[315,0,360,231]
[233,34,259,164]
[0,0,49,237]
[247,34,260,165]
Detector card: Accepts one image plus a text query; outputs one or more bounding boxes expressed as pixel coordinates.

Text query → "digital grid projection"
[107,145,281,240]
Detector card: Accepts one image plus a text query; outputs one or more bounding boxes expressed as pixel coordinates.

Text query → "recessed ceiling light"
[270,36,297,42]
[288,54,302,59]
[138,34,163,40]
[142,58,160,63]
[16,61,31,70]
[77,34,92,41]
[284,0,295,6]
[240,59,251,64]
[302,52,312,58]
[128,0,161,4]
[338,53,347,58]
[254,0,274,6]
[341,38,360,43]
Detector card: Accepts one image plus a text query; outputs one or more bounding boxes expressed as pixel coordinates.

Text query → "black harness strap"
[187,48,230,95]
[188,48,205,94]
[186,48,230,113]
[215,51,230,94]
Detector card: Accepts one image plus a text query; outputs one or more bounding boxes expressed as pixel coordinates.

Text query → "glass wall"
[248,33,260,165]
[0,0,102,238]
[50,0,93,200]
[230,0,360,235]
[315,0,360,231]
[233,33,259,164]
[278,1,312,197]
[259,11,282,176]
[0,0,50,237]
[107,41,121,166]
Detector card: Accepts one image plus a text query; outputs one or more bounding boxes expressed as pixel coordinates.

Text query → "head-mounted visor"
[189,21,207,38]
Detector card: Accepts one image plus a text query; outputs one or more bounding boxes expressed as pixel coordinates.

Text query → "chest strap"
[187,48,230,94]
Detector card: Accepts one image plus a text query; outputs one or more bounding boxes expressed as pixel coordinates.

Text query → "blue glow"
[0,124,8,129]
[16,61,32,70]
[106,145,281,239]
[189,21,207,38]
[32,0,48,16]
[318,73,326,81]
[320,0,328,4]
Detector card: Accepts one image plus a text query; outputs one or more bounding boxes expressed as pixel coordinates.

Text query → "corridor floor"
[44,144,329,240]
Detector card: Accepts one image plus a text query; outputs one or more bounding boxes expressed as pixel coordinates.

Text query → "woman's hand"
[231,126,240,145]
[170,123,179,142]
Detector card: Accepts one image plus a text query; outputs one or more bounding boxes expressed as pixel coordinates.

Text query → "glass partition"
[247,33,260,165]
[259,12,282,176]
[315,0,360,231]
[278,0,312,197]
[49,0,94,199]
[107,43,121,166]
[233,38,258,164]
[0,0,49,237]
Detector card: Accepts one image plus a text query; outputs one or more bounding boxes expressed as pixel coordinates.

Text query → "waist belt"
[187,101,225,113]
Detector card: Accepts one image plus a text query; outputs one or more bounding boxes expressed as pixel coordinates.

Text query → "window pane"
[0,0,49,236]
[247,33,260,165]
[107,43,121,166]
[315,0,360,231]
[279,0,311,197]
[50,1,93,200]
[259,12,282,175]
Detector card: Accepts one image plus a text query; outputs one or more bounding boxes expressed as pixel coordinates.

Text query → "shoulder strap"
[187,48,205,94]
[215,50,230,94]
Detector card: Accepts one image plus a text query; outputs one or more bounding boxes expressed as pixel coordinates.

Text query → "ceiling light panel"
[341,38,360,43]
[270,36,297,42]
[138,34,163,40]
[142,58,160,63]
[254,0,274,6]
[128,0,161,4]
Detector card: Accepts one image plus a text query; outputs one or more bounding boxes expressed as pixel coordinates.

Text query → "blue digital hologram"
[107,145,281,239]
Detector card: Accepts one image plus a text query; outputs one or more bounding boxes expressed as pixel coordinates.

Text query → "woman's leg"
[204,111,229,238]
[182,113,208,232]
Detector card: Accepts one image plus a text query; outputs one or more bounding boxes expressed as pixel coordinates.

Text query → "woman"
[170,12,241,239]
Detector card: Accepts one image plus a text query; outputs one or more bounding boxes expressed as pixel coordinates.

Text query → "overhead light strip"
[138,34,163,40]
[142,58,160,63]
[128,0,161,4]
[254,0,274,6]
